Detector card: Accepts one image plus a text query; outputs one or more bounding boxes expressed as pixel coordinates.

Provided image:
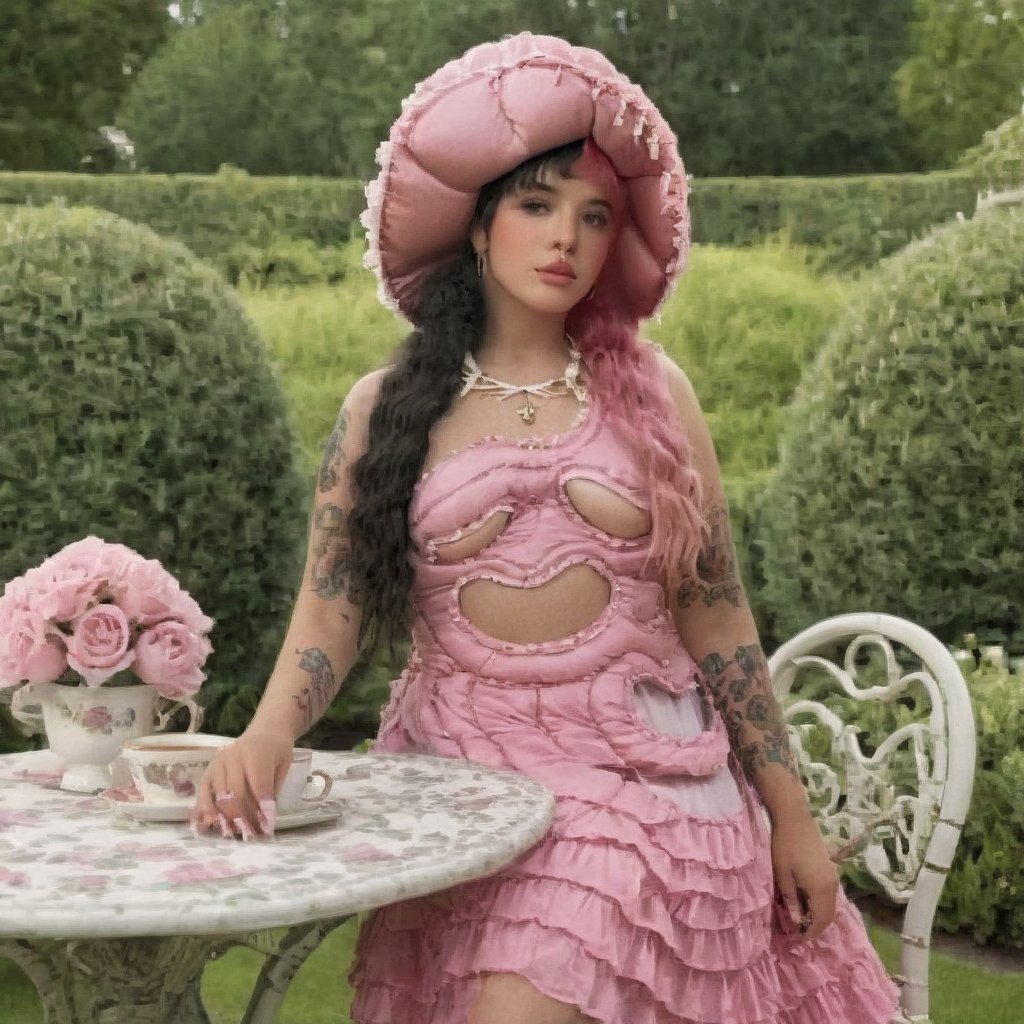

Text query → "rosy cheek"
[489,215,536,256]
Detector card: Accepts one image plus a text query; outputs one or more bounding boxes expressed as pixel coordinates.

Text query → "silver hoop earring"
[585,286,596,301]
[476,251,486,278]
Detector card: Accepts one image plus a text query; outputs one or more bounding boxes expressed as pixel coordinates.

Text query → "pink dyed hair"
[572,138,627,231]
[567,141,710,594]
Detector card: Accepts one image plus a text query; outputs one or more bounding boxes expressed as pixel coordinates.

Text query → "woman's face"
[471,165,617,316]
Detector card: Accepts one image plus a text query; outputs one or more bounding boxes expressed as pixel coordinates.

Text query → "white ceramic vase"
[11,681,202,792]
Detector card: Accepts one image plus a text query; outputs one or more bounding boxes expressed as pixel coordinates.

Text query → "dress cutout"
[348,390,900,1024]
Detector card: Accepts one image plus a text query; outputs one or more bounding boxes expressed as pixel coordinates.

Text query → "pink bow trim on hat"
[361,32,691,325]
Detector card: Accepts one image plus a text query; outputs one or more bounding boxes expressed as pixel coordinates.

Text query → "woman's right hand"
[190,728,294,840]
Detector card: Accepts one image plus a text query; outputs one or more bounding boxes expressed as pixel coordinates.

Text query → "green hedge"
[0,165,986,277]
[0,165,365,283]
[753,202,1024,656]
[0,202,309,746]
[689,170,981,270]
[957,110,1024,192]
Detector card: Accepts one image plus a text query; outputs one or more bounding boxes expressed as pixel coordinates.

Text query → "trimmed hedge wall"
[0,165,984,277]
[689,170,980,270]
[0,166,366,286]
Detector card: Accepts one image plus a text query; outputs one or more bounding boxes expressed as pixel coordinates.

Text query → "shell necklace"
[459,337,586,425]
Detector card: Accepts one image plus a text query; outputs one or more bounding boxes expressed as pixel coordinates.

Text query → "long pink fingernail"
[259,798,277,836]
[233,817,253,842]
[218,813,233,839]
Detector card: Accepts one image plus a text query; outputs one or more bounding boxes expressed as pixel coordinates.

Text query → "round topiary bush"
[752,203,1024,652]
[957,107,1024,191]
[0,202,308,743]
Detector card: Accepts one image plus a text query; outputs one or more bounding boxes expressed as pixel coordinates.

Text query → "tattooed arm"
[192,369,388,838]
[654,350,807,821]
[246,368,388,742]
[656,350,839,940]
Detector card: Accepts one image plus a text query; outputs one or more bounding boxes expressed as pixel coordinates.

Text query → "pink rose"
[0,602,68,687]
[3,576,33,607]
[18,537,139,623]
[35,571,104,624]
[65,604,135,687]
[132,621,209,699]
[48,536,141,582]
[2,537,211,697]
[114,558,213,634]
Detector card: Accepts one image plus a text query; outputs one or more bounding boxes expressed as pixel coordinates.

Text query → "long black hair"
[346,139,589,654]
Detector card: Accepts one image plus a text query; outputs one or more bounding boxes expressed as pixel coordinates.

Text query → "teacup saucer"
[101,791,343,830]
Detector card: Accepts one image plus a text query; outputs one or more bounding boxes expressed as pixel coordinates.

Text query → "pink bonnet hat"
[361,32,690,324]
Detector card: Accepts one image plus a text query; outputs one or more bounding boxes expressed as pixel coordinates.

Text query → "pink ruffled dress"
[348,391,900,1024]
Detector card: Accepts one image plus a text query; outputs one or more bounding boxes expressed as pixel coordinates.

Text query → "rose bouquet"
[0,536,214,700]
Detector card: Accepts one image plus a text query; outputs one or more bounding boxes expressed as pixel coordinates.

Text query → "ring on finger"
[214,790,235,804]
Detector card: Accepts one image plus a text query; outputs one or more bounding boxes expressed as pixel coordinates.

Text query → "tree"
[117,3,290,175]
[582,0,922,176]
[894,0,1024,167]
[0,0,171,171]
[118,0,925,178]
[119,0,576,178]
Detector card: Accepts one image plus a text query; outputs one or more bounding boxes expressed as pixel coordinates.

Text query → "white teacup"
[120,735,332,812]
[121,733,233,805]
[277,750,333,813]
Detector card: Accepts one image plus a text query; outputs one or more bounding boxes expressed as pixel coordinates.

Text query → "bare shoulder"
[643,347,746,609]
[642,343,694,410]
[338,366,391,443]
[644,343,716,468]
[317,367,390,495]
[344,366,390,421]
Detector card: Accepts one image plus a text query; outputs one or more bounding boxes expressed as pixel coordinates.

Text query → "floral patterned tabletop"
[0,748,555,940]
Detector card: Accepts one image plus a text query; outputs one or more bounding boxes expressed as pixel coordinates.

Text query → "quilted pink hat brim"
[361,33,690,324]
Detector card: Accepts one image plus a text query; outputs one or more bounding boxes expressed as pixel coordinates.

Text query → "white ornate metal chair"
[768,612,977,1023]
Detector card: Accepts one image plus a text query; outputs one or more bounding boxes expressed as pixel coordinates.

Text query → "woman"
[192,33,901,1024]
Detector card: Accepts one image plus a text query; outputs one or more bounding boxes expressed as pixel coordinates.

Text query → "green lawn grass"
[2,922,1023,1023]
[868,926,1024,1024]
[201,919,359,1023]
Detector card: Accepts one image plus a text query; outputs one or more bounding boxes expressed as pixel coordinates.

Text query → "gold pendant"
[516,395,536,424]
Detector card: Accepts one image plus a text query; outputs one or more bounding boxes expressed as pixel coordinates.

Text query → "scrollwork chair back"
[768,612,977,1023]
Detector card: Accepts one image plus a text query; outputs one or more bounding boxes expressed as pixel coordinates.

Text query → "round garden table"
[0,747,555,1023]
